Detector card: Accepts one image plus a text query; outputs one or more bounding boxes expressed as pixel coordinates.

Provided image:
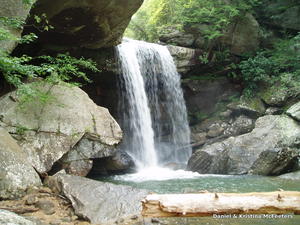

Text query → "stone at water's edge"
[45,174,149,224]
[279,170,300,180]
[0,128,41,199]
[0,83,122,175]
[0,210,36,225]
[287,101,300,122]
[188,115,300,175]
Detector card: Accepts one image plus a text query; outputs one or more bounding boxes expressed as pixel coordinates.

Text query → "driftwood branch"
[142,191,300,217]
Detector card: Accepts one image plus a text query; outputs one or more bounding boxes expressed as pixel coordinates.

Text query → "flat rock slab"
[46,174,149,224]
[0,209,36,225]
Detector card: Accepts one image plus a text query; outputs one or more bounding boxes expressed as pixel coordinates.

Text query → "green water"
[97,174,300,225]
[98,175,300,194]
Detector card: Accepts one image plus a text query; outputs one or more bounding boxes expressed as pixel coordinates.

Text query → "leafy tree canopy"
[125,0,262,41]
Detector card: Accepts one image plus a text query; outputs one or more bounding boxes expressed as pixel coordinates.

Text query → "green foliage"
[33,13,54,32]
[126,0,262,41]
[15,124,29,135]
[238,33,300,97]
[0,15,100,106]
[0,52,99,103]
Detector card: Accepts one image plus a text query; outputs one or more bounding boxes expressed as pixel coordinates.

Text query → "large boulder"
[188,115,300,175]
[167,45,201,74]
[161,13,260,56]
[28,0,143,49]
[220,13,260,56]
[227,96,266,119]
[183,77,241,120]
[45,174,149,224]
[0,0,35,53]
[287,101,300,122]
[0,128,41,199]
[0,83,122,175]
[279,171,300,180]
[0,210,36,225]
[160,27,195,47]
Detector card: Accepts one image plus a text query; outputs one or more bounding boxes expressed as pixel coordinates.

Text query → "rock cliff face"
[257,0,300,31]
[28,0,143,49]
[0,83,122,176]
[159,13,260,56]
[0,0,35,53]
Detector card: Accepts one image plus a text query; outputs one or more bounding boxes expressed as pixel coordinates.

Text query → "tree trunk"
[142,191,300,217]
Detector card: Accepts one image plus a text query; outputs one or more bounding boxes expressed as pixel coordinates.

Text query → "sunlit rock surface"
[45,174,149,224]
[0,128,41,199]
[0,83,122,175]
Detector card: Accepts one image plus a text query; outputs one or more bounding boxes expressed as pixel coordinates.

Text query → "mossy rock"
[260,86,289,107]
[227,96,266,118]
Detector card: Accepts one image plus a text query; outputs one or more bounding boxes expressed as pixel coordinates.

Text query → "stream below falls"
[96,172,300,225]
[110,39,300,224]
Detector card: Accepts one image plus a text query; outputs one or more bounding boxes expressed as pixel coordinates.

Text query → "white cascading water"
[116,39,196,180]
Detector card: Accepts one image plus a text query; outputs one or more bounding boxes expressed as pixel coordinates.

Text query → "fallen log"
[142,191,300,217]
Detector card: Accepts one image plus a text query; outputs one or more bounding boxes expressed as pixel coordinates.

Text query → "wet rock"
[36,200,56,215]
[104,151,135,173]
[45,174,149,224]
[279,171,300,180]
[0,210,35,225]
[188,115,300,175]
[0,83,122,175]
[0,128,41,199]
[28,0,143,49]
[287,101,300,122]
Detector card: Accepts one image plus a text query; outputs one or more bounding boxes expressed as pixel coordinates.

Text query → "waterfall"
[117,39,191,169]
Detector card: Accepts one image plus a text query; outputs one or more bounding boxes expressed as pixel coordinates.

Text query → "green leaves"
[126,0,262,42]
[238,33,300,97]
